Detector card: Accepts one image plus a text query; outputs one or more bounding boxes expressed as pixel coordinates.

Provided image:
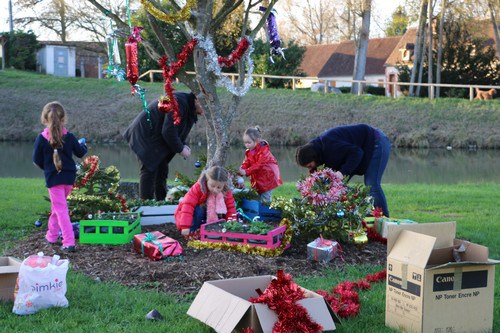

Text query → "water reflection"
[2,142,499,184]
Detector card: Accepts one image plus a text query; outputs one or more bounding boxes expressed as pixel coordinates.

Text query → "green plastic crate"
[79,214,141,245]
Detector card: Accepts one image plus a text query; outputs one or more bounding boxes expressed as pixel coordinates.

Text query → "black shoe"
[60,245,76,252]
[46,239,62,246]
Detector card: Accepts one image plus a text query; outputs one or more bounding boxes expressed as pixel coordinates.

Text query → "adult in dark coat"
[295,124,391,217]
[123,92,203,200]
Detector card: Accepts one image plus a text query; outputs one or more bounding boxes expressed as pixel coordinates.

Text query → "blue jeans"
[190,205,207,232]
[364,129,391,217]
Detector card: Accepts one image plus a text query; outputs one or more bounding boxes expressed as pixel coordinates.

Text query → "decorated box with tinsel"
[200,219,287,249]
[79,213,141,245]
[307,237,338,263]
[375,217,417,238]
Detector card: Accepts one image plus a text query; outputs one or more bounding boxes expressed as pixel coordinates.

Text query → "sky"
[0,0,406,41]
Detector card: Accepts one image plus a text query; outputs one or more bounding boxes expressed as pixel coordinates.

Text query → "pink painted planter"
[200,221,287,249]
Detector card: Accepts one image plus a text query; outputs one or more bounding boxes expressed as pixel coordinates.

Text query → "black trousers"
[138,153,175,200]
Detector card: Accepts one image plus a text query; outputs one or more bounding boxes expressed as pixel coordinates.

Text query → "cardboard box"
[0,256,22,302]
[307,238,338,263]
[385,222,500,333]
[187,275,338,333]
[375,217,417,238]
[134,205,177,225]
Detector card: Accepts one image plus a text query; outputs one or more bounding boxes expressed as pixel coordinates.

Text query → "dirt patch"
[5,223,387,296]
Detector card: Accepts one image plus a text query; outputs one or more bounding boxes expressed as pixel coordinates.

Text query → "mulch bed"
[5,223,387,296]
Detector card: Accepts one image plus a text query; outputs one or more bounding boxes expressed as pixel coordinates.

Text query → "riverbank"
[1,69,499,148]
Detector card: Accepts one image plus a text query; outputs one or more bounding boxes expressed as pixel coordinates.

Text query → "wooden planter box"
[200,220,287,249]
[133,205,177,225]
[79,213,141,245]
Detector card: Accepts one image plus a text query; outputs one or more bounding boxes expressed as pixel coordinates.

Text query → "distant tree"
[281,0,339,44]
[253,39,306,88]
[385,5,409,36]
[14,0,78,42]
[397,17,500,98]
[5,31,39,70]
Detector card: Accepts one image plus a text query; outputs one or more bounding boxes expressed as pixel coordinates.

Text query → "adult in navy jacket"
[123,92,203,200]
[295,124,391,217]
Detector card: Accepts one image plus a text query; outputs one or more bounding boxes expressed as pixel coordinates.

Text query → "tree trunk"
[488,0,500,61]
[410,0,428,97]
[416,28,427,97]
[427,0,434,99]
[351,0,371,95]
[436,0,447,98]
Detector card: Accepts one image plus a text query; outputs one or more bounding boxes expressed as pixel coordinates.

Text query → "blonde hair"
[41,101,66,173]
[243,126,262,142]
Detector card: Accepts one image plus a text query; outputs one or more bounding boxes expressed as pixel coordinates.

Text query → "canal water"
[3,142,499,184]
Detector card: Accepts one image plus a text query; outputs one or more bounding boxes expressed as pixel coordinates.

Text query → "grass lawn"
[1,178,499,332]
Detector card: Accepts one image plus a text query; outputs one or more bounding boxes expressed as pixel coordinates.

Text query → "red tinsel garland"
[362,219,387,244]
[125,26,143,94]
[114,192,129,212]
[316,270,386,319]
[249,270,323,333]
[73,156,99,189]
[217,37,251,68]
[158,39,198,125]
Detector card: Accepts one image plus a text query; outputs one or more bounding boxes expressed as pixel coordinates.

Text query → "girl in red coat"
[175,166,236,238]
[239,127,283,203]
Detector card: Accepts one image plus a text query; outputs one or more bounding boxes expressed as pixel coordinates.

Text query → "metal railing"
[139,70,499,101]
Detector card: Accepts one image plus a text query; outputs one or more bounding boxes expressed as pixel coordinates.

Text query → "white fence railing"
[139,70,499,101]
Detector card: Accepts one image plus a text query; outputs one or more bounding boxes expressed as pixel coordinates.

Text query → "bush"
[4,31,39,70]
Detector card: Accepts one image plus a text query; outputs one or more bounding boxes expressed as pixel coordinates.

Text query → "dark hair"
[295,143,317,166]
[244,126,262,142]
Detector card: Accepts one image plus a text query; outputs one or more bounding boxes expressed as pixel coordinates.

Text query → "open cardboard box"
[385,222,499,333]
[187,275,339,333]
[0,256,22,302]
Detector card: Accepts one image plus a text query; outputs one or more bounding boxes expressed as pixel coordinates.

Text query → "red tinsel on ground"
[158,39,198,125]
[316,270,386,319]
[217,37,251,68]
[249,270,323,333]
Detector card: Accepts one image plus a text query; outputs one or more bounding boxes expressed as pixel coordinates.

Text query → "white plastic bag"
[12,252,69,315]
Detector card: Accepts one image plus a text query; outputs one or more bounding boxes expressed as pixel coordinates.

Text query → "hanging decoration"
[195,34,254,96]
[259,6,286,63]
[158,39,198,125]
[103,27,125,81]
[140,0,196,25]
[249,270,323,333]
[125,26,143,90]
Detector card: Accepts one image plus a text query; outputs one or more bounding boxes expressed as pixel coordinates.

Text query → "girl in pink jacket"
[175,166,236,238]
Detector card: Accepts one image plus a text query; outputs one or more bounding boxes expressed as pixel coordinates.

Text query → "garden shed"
[37,44,76,77]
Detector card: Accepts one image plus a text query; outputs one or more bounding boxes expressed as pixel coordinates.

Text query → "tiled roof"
[318,36,402,77]
[299,43,339,76]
